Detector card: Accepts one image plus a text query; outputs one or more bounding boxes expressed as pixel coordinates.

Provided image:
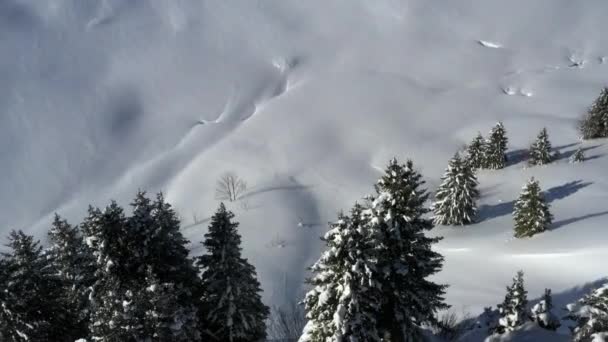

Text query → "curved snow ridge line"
[478,40,503,49]
[215,56,298,124]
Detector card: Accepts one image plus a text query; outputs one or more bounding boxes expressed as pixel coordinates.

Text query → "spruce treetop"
[197,203,268,342]
[466,132,485,169]
[365,158,447,340]
[528,127,553,166]
[483,122,508,169]
[513,178,553,238]
[579,87,608,139]
[496,270,528,334]
[432,153,479,226]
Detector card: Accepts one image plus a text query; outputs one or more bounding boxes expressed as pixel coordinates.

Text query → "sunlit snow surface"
[2,1,608,339]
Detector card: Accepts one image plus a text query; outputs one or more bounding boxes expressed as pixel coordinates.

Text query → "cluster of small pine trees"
[483,271,561,336]
[0,192,269,342]
[465,122,508,170]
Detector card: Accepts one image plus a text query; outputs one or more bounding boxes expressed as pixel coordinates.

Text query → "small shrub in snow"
[531,288,560,331]
[215,172,247,202]
[570,147,586,163]
[495,271,528,334]
[513,178,553,238]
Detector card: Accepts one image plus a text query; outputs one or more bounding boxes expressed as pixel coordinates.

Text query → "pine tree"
[570,147,586,163]
[513,178,553,238]
[465,132,486,169]
[197,203,269,342]
[366,158,448,341]
[566,283,608,341]
[148,193,201,302]
[495,271,528,334]
[528,128,553,166]
[0,230,72,341]
[483,122,508,169]
[47,214,97,339]
[81,202,134,341]
[82,193,203,341]
[579,87,608,140]
[138,267,200,341]
[300,204,382,342]
[531,288,560,331]
[432,153,479,225]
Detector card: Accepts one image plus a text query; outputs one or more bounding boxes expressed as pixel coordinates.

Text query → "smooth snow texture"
[2,1,608,337]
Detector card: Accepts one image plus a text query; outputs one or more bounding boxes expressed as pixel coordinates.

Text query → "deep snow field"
[2,0,608,339]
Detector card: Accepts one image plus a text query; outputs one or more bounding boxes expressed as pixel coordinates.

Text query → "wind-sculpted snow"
[2,3,608,338]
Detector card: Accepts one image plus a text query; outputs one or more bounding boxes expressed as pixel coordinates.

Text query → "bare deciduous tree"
[215,172,247,202]
[267,301,306,341]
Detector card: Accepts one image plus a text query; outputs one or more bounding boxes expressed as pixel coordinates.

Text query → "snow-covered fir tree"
[465,132,486,169]
[197,203,269,342]
[47,214,97,339]
[531,288,560,331]
[432,153,479,225]
[81,202,136,341]
[495,271,528,334]
[579,87,608,140]
[513,178,553,238]
[483,122,509,169]
[528,128,553,166]
[365,158,448,341]
[566,283,608,342]
[82,193,201,341]
[570,147,586,163]
[300,203,382,342]
[141,267,201,341]
[0,230,73,341]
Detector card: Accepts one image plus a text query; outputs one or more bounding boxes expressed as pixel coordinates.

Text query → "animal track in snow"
[502,86,533,97]
[477,40,503,49]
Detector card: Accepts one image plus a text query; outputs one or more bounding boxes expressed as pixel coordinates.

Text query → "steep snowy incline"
[2,0,608,320]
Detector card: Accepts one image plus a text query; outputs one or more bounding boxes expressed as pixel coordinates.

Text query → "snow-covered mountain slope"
[2,0,608,331]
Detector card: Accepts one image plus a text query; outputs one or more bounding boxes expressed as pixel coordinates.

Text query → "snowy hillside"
[2,0,608,339]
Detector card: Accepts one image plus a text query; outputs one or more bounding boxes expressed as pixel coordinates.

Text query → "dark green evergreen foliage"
[570,147,586,163]
[513,178,553,238]
[82,192,201,341]
[137,267,200,341]
[566,283,608,341]
[483,122,508,169]
[300,204,382,342]
[47,214,97,339]
[528,128,553,166]
[531,288,560,331]
[495,271,528,334]
[0,230,73,341]
[579,87,608,139]
[466,132,486,169]
[432,153,479,226]
[197,203,269,342]
[367,158,448,341]
[148,193,201,300]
